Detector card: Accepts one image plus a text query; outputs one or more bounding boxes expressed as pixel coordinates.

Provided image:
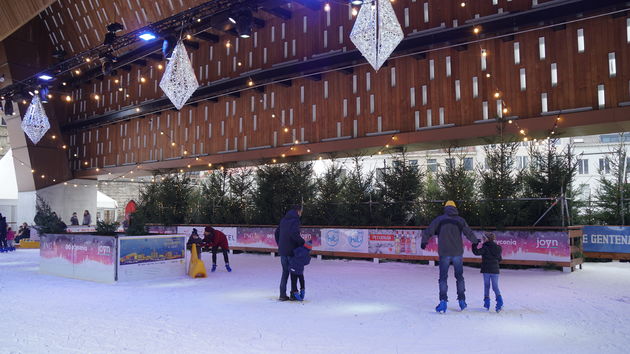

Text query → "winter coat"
[472,241,502,274]
[70,216,79,226]
[203,229,229,250]
[0,215,7,238]
[421,206,479,257]
[82,214,91,226]
[289,244,312,275]
[186,235,204,251]
[7,230,15,241]
[275,209,305,257]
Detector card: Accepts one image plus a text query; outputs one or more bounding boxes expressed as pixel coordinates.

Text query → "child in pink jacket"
[6,227,16,250]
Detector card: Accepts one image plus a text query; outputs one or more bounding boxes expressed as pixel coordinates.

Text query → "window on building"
[577,28,585,53]
[517,156,529,170]
[445,158,455,170]
[513,42,520,64]
[463,157,473,171]
[609,52,617,77]
[599,158,611,174]
[551,63,558,87]
[520,68,526,91]
[427,159,438,172]
[599,134,630,143]
[577,159,589,174]
[598,85,605,108]
[538,37,546,60]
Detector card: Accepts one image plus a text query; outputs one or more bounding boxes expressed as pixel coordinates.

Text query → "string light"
[324,3,330,12]
[140,77,146,83]
[158,64,163,70]
[473,26,481,34]
[460,2,466,7]
[65,95,72,102]
[351,8,358,16]
[114,79,119,84]
[284,127,289,133]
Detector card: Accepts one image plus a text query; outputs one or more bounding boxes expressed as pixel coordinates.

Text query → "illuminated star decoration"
[159,40,199,110]
[21,95,51,144]
[350,0,404,71]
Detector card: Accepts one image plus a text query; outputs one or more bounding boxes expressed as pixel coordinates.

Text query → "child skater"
[289,240,312,301]
[186,228,204,260]
[6,227,16,251]
[472,232,503,312]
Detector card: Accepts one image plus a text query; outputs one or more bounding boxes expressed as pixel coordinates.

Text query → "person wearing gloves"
[421,200,480,313]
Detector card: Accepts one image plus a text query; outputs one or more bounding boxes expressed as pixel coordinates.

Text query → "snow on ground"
[1,250,630,354]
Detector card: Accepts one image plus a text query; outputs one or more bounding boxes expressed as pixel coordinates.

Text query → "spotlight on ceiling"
[139,32,157,41]
[100,55,118,75]
[38,74,54,81]
[350,0,363,5]
[235,10,253,39]
[228,17,237,24]
[106,22,124,33]
[3,98,14,115]
[162,35,177,60]
[104,22,124,45]
[40,86,50,103]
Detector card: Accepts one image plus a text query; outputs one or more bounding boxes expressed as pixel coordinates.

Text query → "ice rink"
[1,249,629,354]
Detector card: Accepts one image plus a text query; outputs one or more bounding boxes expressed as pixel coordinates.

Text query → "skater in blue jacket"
[289,240,313,301]
[472,232,504,312]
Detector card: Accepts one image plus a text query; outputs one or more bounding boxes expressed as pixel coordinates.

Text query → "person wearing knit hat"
[203,226,232,272]
[186,228,204,260]
[421,200,480,313]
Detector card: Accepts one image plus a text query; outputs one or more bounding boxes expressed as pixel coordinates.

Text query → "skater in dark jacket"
[289,241,312,300]
[472,232,503,312]
[186,228,204,260]
[421,200,480,313]
[274,205,306,301]
[0,213,8,251]
[203,226,231,272]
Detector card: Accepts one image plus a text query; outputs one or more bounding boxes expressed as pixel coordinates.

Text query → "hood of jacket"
[283,209,301,221]
[443,205,459,217]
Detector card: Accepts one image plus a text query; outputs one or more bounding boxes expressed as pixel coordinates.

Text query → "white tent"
[97,191,118,209]
[0,149,18,200]
[0,149,19,226]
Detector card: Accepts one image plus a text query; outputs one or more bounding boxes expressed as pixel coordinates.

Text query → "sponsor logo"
[496,239,517,246]
[348,232,364,248]
[326,230,340,247]
[97,245,112,256]
[536,238,559,249]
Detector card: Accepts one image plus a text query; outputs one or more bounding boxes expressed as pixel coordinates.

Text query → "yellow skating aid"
[188,244,207,278]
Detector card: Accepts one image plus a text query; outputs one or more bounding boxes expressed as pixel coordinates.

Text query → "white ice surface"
[1,250,630,354]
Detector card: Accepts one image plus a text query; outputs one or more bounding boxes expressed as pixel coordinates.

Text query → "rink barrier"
[582,225,630,260]
[169,225,584,272]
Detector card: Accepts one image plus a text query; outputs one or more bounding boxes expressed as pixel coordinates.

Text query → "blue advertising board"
[583,226,630,253]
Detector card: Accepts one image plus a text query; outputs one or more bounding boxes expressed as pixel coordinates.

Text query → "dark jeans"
[438,256,466,301]
[280,255,290,296]
[211,246,229,265]
[290,273,305,293]
[483,273,501,298]
[0,237,6,248]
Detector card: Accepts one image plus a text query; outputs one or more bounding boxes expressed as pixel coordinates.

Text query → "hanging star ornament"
[159,39,199,110]
[21,95,51,144]
[350,0,404,71]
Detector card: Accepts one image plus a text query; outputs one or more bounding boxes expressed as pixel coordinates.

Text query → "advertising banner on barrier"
[417,230,570,261]
[237,227,277,248]
[118,235,186,281]
[66,226,97,233]
[319,229,369,253]
[39,234,116,283]
[582,226,630,253]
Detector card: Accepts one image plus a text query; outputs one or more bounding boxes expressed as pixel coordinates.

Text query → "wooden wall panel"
[45,1,630,174]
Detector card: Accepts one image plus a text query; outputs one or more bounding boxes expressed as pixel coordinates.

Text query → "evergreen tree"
[226,168,254,224]
[310,162,346,225]
[594,136,630,225]
[138,174,193,225]
[478,132,521,228]
[419,171,443,225]
[437,149,477,223]
[252,162,315,224]
[520,140,577,226]
[375,151,424,226]
[338,157,374,226]
[34,196,66,234]
[199,170,230,223]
